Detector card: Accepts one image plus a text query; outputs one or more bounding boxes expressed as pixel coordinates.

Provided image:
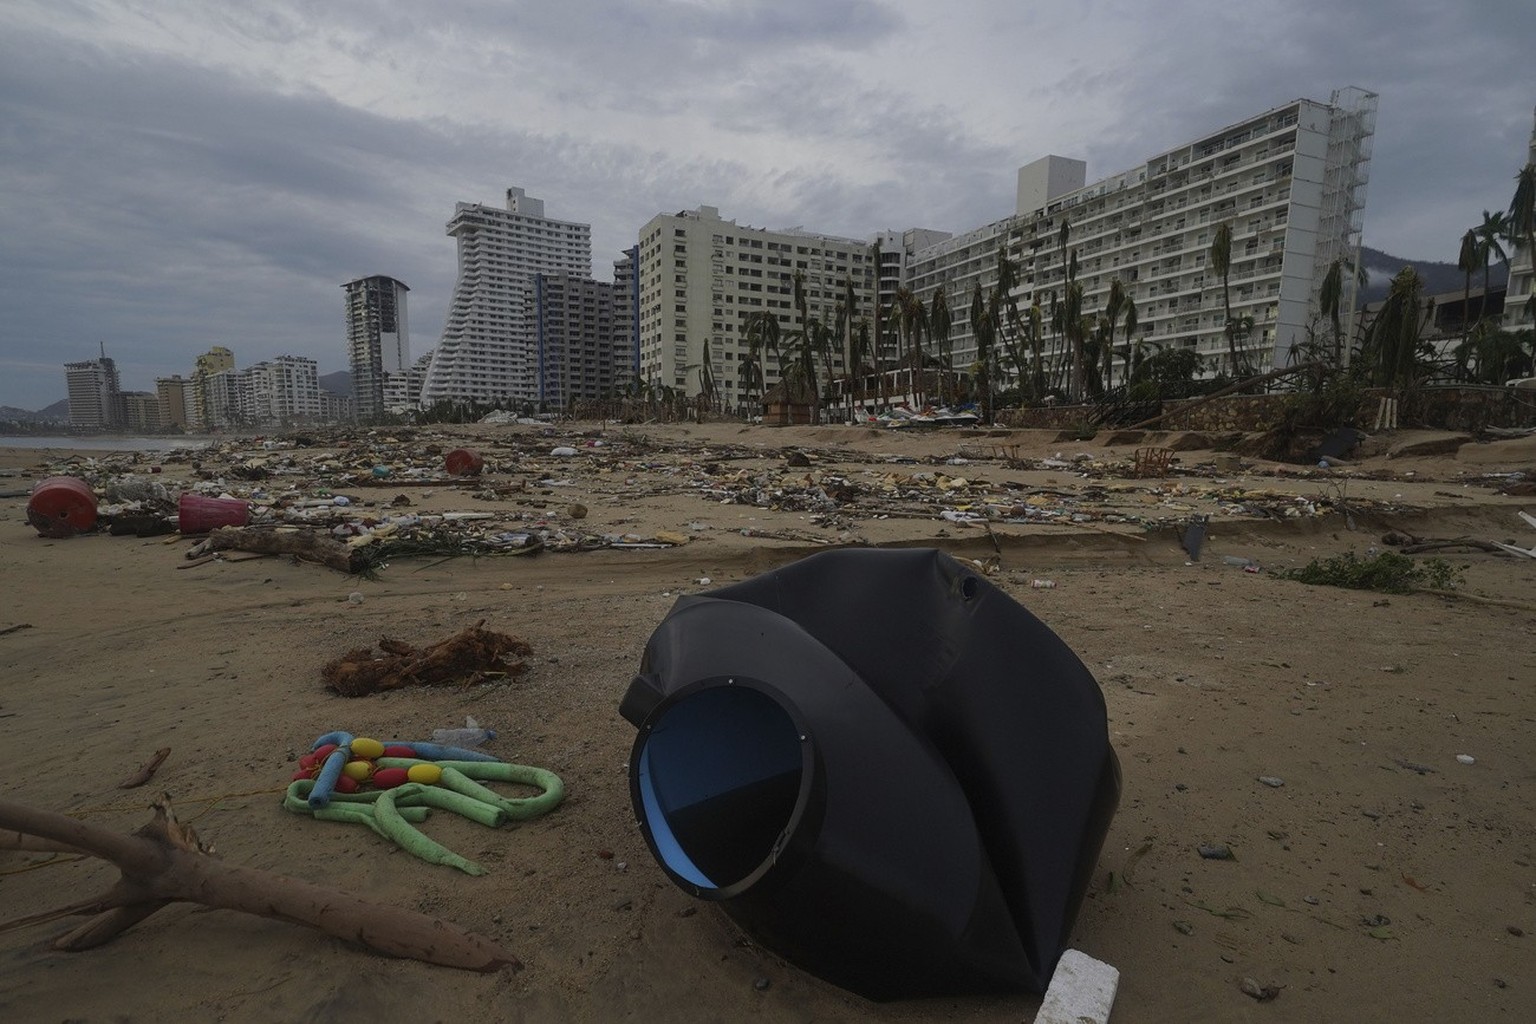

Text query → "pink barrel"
[27,476,98,538]
[178,493,250,533]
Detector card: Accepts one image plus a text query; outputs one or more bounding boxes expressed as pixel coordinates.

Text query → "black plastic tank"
[620,548,1119,1000]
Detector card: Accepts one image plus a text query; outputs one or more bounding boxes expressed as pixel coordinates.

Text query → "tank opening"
[637,685,803,890]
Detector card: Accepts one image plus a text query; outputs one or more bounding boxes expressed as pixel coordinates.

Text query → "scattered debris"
[25,476,98,538]
[117,747,171,789]
[283,737,562,874]
[322,622,532,697]
[1198,843,1235,860]
[189,526,361,574]
[1239,977,1281,1002]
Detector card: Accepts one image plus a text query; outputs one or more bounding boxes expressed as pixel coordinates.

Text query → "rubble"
[3,425,1492,573]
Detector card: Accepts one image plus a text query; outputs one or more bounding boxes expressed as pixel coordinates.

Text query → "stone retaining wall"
[996,386,1536,432]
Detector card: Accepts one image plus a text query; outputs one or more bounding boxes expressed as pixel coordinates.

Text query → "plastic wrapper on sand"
[620,547,1120,1000]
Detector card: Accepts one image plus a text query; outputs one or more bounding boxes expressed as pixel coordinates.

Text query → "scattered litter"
[1239,978,1281,1002]
[26,476,98,537]
[432,716,495,747]
[1181,515,1208,560]
[321,621,531,697]
[1257,776,1285,788]
[1198,843,1235,860]
[284,730,562,874]
[1032,949,1119,1024]
[444,448,485,476]
[177,493,251,533]
[1456,754,1475,765]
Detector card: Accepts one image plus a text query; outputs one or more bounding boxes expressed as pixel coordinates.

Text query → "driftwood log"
[0,796,517,972]
[188,527,363,573]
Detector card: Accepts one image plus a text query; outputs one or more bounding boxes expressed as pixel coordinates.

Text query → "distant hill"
[319,370,351,395]
[0,399,68,424]
[1359,245,1510,306]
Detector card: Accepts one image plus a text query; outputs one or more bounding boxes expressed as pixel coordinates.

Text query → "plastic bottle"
[431,715,495,747]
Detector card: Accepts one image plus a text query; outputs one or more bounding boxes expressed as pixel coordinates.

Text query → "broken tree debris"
[323,621,532,698]
[189,526,363,573]
[117,747,171,789]
[0,795,517,972]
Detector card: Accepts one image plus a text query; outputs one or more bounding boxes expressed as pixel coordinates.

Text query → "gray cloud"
[1,0,1533,409]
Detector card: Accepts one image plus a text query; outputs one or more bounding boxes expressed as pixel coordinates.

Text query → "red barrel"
[178,493,251,533]
[27,476,98,538]
[444,448,484,476]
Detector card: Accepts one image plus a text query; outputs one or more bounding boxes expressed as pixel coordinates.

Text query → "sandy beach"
[1,421,1533,1023]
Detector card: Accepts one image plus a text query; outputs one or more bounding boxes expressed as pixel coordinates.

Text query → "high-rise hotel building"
[343,275,410,422]
[635,206,878,409]
[420,187,591,407]
[906,88,1378,380]
[64,350,121,428]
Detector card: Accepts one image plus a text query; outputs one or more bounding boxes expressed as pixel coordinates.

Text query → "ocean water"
[0,435,215,452]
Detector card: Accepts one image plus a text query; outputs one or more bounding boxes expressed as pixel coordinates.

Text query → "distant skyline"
[2,1,1533,409]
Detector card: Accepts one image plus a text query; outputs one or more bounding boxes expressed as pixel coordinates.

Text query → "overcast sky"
[2,1,1533,410]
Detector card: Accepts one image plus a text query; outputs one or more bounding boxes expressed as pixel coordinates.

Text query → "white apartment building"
[636,206,878,409]
[873,228,952,364]
[343,275,410,422]
[383,351,434,415]
[203,368,248,429]
[1504,109,1535,334]
[249,355,320,424]
[906,88,1378,384]
[420,187,591,408]
[613,249,640,383]
[201,356,319,428]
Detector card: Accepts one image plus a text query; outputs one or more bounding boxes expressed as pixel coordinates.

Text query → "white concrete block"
[1033,949,1120,1024]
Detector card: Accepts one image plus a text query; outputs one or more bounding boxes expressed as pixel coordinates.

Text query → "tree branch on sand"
[0,795,518,972]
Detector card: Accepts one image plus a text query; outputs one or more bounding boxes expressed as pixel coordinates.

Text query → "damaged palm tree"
[0,795,517,972]
[323,621,532,697]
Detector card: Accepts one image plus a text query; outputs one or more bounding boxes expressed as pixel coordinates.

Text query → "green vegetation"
[1275,550,1464,594]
